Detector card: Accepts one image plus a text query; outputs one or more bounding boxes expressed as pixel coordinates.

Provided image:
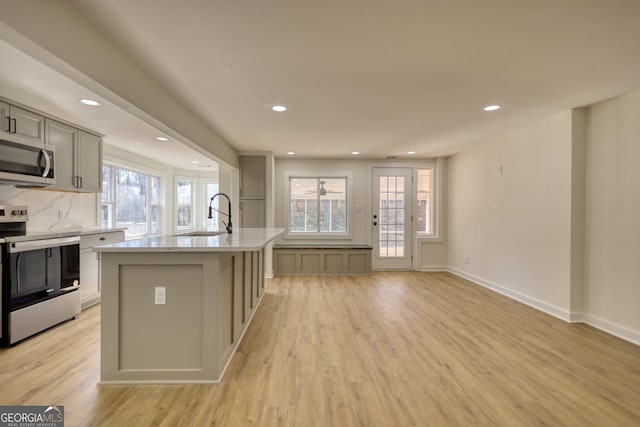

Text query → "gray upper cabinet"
[76,130,102,193]
[45,119,77,190]
[45,119,103,193]
[239,156,266,199]
[2,96,102,193]
[0,101,9,133]
[1,101,45,144]
[239,155,266,227]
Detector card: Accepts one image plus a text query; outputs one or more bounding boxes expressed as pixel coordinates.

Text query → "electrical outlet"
[155,287,166,305]
[57,209,64,220]
[464,256,469,265]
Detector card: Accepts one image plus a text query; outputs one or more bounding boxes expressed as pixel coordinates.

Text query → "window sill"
[416,233,443,243]
[285,232,352,240]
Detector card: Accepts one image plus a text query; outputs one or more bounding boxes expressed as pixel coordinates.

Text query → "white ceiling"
[5,0,640,162]
[0,39,218,171]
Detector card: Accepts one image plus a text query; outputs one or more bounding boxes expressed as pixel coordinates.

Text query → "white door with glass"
[372,168,413,270]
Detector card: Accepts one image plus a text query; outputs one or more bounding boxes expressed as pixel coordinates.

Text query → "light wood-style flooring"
[1,272,639,426]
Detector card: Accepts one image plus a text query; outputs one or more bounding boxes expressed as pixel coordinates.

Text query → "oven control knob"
[12,210,19,216]
[20,210,27,215]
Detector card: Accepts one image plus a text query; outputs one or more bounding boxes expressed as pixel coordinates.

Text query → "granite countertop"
[2,227,127,243]
[95,228,284,253]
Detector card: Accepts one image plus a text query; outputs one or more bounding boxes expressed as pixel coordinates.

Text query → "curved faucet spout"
[208,193,233,233]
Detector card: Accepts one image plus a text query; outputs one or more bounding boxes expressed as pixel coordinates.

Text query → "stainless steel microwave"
[0,138,55,186]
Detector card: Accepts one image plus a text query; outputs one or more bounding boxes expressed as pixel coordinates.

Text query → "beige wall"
[584,89,640,341]
[447,111,574,319]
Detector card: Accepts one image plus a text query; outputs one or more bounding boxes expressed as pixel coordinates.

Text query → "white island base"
[97,228,282,384]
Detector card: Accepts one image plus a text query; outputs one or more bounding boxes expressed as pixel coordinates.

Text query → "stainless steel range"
[0,204,80,345]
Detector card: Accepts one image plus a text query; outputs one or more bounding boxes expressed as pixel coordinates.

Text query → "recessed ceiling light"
[156,137,169,142]
[191,161,199,164]
[483,104,502,111]
[272,105,287,112]
[79,98,101,106]
[287,151,296,155]
[351,151,360,155]
[407,151,416,155]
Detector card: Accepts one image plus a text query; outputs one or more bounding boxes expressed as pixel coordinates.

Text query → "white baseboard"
[419,266,448,272]
[569,312,584,323]
[447,267,572,322]
[446,268,639,346]
[581,314,640,346]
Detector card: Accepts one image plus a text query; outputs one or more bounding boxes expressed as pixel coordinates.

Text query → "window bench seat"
[273,245,372,275]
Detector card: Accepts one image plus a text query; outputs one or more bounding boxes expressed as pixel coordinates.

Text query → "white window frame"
[285,174,352,239]
[204,180,220,229]
[100,162,163,239]
[175,177,195,231]
[171,177,221,233]
[367,159,442,244]
[416,167,435,237]
[413,158,443,243]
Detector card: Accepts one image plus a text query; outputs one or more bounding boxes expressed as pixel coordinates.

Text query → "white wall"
[274,158,448,270]
[0,1,237,167]
[447,111,574,319]
[584,89,640,341]
[447,92,640,344]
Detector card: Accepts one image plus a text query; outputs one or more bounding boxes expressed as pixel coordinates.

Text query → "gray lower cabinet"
[240,199,265,228]
[99,247,265,383]
[80,230,125,308]
[273,246,372,275]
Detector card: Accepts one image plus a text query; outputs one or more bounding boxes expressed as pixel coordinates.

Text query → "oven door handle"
[15,252,22,294]
[8,236,81,253]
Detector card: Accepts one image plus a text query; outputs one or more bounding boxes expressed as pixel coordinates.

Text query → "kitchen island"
[95,228,283,384]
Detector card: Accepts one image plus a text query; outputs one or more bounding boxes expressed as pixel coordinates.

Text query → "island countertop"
[94,228,284,252]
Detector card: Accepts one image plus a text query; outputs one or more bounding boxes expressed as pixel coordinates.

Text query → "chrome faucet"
[208,193,233,233]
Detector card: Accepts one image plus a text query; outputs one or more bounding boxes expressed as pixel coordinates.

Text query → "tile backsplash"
[0,184,97,231]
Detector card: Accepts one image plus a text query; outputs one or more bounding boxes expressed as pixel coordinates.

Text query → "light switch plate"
[155,287,166,305]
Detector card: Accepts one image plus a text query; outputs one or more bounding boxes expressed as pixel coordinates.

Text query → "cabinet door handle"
[79,176,83,188]
[99,237,106,241]
[3,116,9,132]
[11,118,17,133]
